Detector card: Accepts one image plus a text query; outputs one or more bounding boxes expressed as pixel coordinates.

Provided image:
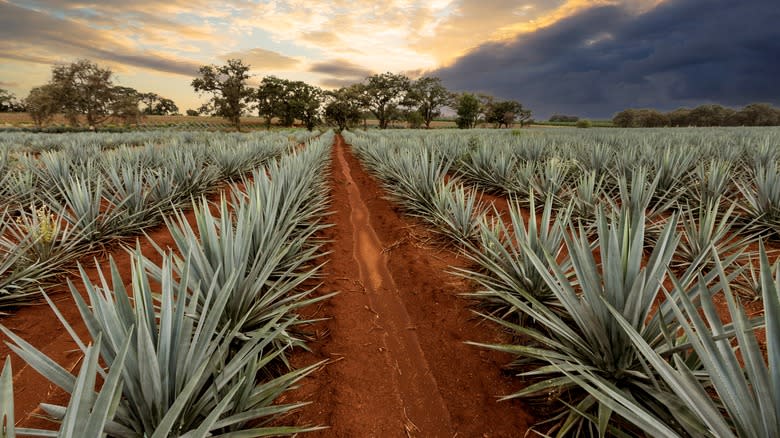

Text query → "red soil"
[282,135,533,437]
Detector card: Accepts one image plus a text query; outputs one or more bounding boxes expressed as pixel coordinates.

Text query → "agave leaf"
[1,356,14,438]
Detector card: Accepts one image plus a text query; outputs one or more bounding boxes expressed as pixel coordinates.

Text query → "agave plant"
[2,341,129,438]
[152,194,329,353]
[674,197,756,273]
[102,163,161,230]
[651,145,698,200]
[456,193,572,321]
[567,170,606,220]
[42,175,117,241]
[148,143,332,355]
[456,146,517,194]
[0,210,56,311]
[469,206,717,436]
[1,250,320,437]
[578,245,780,437]
[1,169,37,210]
[737,163,780,237]
[428,181,486,243]
[4,203,89,268]
[687,159,734,205]
[531,158,572,204]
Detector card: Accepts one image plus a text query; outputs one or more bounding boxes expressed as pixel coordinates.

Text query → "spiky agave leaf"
[0,209,56,311]
[455,193,572,322]
[468,206,717,436]
[736,163,780,237]
[428,181,486,243]
[455,146,518,194]
[595,244,780,437]
[0,249,321,437]
[674,197,757,275]
[1,356,14,438]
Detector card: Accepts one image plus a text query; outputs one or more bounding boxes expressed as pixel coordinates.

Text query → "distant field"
[0,113,563,130]
[0,113,273,130]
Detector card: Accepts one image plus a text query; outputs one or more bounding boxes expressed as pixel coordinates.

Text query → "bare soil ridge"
[286,135,531,437]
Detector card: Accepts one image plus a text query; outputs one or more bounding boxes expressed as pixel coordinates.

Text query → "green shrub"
[576,119,593,128]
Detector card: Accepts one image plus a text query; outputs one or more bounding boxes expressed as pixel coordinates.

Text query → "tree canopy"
[455,93,481,129]
[407,76,453,129]
[19,59,179,128]
[360,72,410,129]
[614,103,780,127]
[191,59,253,130]
[324,86,363,131]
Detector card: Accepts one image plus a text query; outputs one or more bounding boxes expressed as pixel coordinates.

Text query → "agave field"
[346,127,780,437]
[0,129,333,436]
[0,126,779,437]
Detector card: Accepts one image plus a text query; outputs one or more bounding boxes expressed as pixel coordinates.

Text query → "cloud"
[309,59,374,88]
[0,2,202,76]
[301,31,340,45]
[432,0,780,118]
[309,59,373,78]
[221,48,300,70]
[318,77,363,89]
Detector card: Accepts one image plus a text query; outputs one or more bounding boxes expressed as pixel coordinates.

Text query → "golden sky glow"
[0,0,662,111]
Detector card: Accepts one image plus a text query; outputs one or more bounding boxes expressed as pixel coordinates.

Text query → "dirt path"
[285,135,532,437]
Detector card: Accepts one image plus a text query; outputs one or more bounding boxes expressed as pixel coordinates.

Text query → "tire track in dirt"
[335,136,454,435]
[284,135,532,437]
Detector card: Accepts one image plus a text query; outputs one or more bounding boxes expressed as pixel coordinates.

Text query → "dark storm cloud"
[432,0,780,119]
[0,2,201,76]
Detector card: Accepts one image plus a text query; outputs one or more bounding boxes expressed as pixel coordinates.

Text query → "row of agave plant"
[0,131,334,436]
[355,127,780,239]
[346,128,780,437]
[0,130,318,311]
[0,130,320,155]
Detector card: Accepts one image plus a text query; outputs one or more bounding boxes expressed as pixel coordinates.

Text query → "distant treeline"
[612,103,780,128]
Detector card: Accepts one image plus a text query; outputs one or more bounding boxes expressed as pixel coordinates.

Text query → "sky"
[0,0,778,119]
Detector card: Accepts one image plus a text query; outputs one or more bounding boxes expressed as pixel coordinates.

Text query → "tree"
[407,76,452,129]
[24,85,59,128]
[454,93,481,129]
[294,83,323,131]
[549,114,579,123]
[636,109,669,127]
[0,89,21,112]
[49,59,116,127]
[485,100,531,128]
[186,109,199,117]
[613,109,638,127]
[140,93,179,115]
[361,72,411,129]
[324,86,364,131]
[734,103,780,126]
[668,108,692,127]
[154,98,178,116]
[688,104,732,127]
[256,76,286,129]
[110,86,143,126]
[191,59,253,130]
[255,77,323,130]
[405,110,424,129]
[613,108,668,127]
